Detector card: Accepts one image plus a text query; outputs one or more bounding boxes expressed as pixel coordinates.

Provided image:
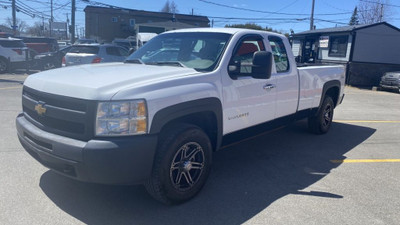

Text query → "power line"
[315,18,348,25]
[198,0,357,16]
[16,0,51,19]
[208,16,308,21]
[78,0,123,9]
[360,0,400,8]
[321,0,353,12]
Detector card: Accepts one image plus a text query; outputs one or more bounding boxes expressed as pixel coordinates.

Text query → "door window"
[229,36,265,77]
[268,36,289,73]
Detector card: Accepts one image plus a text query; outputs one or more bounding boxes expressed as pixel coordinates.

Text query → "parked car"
[0,37,29,73]
[18,37,59,53]
[0,32,12,38]
[64,44,128,66]
[57,41,71,47]
[137,32,158,47]
[74,38,97,45]
[112,38,137,53]
[17,28,346,204]
[380,71,400,93]
[34,45,72,70]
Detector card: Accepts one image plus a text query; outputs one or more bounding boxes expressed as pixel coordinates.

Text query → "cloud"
[233,4,248,7]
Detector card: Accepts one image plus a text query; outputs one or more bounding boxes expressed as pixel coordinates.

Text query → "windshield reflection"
[126,32,232,71]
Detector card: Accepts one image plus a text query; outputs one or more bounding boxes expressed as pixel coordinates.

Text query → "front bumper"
[16,113,157,185]
[380,81,400,90]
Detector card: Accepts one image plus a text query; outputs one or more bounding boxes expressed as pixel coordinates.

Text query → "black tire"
[145,124,212,205]
[308,96,334,134]
[0,58,8,74]
[42,61,56,71]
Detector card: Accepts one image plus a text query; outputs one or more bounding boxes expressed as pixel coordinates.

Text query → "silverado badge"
[34,103,47,116]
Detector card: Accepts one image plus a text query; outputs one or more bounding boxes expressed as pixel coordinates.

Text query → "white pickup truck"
[16,28,345,204]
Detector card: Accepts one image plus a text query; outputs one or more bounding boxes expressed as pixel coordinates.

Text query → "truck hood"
[24,62,200,100]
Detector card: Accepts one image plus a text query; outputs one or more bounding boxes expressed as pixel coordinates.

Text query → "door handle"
[263,84,276,90]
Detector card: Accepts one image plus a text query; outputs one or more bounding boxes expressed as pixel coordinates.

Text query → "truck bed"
[297,65,345,111]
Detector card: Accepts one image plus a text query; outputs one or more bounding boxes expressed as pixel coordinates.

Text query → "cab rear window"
[69,46,99,54]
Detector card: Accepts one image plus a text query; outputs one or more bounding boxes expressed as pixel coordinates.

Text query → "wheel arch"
[149,98,223,151]
[319,80,341,108]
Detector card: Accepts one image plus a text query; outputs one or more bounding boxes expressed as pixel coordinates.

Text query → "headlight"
[95,100,147,136]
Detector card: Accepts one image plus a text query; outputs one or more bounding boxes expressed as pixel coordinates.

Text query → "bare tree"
[358,0,393,24]
[161,0,171,13]
[26,22,45,37]
[4,17,27,34]
[160,0,179,13]
[170,0,178,13]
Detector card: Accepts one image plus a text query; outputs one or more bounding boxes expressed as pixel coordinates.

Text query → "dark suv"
[380,71,400,93]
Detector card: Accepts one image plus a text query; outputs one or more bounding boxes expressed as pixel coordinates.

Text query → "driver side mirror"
[251,51,273,79]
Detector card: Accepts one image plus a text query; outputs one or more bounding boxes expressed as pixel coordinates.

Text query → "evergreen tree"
[349,7,359,25]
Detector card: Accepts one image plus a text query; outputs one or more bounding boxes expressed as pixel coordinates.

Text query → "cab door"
[222,34,277,134]
[268,36,299,118]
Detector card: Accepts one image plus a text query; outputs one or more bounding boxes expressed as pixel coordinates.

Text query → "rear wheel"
[308,96,334,134]
[145,124,212,204]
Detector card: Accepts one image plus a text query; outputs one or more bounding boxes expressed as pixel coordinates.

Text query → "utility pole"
[379,4,384,22]
[12,0,17,36]
[42,16,45,36]
[310,0,315,30]
[66,13,70,40]
[50,0,53,37]
[71,0,76,43]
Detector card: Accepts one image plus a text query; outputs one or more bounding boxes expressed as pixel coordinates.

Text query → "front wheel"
[145,124,212,204]
[308,96,334,134]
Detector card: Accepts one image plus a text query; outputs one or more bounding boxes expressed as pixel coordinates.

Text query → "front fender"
[149,97,223,150]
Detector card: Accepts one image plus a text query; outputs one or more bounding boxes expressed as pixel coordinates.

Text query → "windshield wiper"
[125,58,144,64]
[145,61,186,68]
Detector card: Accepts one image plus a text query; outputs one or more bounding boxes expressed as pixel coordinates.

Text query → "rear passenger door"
[268,36,299,118]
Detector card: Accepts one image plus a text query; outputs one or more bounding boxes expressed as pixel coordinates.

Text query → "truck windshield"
[126,32,232,72]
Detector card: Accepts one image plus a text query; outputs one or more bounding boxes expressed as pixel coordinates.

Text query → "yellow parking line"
[334,120,400,123]
[331,159,400,163]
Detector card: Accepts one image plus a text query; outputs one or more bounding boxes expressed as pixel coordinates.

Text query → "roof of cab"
[163,27,287,38]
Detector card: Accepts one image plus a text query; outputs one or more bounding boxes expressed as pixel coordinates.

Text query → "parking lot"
[1,72,399,225]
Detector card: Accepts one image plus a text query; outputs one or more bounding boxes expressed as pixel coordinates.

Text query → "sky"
[1,0,400,35]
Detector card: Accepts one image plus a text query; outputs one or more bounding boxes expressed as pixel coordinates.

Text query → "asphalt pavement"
[0,72,399,225]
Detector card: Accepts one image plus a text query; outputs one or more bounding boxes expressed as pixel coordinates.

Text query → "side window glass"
[230,36,265,76]
[118,47,128,56]
[328,35,348,57]
[268,36,289,73]
[106,47,119,56]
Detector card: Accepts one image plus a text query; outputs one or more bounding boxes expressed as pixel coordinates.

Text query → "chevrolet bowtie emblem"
[34,103,47,116]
